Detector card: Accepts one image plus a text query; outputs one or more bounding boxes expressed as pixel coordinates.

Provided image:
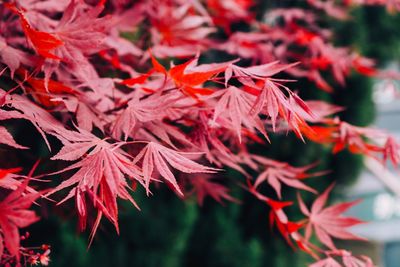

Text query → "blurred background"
[340,76,400,267]
[11,1,400,267]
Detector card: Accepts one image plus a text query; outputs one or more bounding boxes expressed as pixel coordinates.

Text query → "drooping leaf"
[0,179,40,261]
[133,142,217,196]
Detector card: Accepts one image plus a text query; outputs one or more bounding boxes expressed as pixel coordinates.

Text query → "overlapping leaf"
[133,142,217,195]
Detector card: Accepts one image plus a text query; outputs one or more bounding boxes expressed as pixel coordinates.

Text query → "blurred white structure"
[345,82,400,267]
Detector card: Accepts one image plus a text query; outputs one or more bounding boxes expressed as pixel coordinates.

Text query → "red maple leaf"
[0,168,22,181]
[15,68,78,108]
[5,3,63,60]
[151,54,234,98]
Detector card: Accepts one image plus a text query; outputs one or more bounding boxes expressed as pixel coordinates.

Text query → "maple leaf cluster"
[0,167,50,267]
[0,0,399,266]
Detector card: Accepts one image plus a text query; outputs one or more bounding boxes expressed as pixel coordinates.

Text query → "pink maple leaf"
[40,0,110,85]
[310,257,342,267]
[252,155,321,199]
[225,62,312,136]
[188,174,237,206]
[383,136,400,166]
[312,250,375,267]
[307,0,349,20]
[206,0,254,32]
[0,37,33,77]
[298,184,365,250]
[111,92,177,141]
[48,138,143,236]
[295,101,344,123]
[210,86,268,143]
[0,168,38,197]
[133,142,217,196]
[1,91,93,149]
[0,179,40,262]
[331,122,386,155]
[342,252,373,267]
[0,126,28,150]
[148,2,214,57]
[54,0,109,57]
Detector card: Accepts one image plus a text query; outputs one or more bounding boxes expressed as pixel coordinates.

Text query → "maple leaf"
[0,37,33,77]
[342,252,373,267]
[111,92,177,141]
[139,121,195,150]
[210,86,268,143]
[169,59,219,88]
[1,91,92,149]
[331,122,386,155]
[148,2,215,57]
[223,62,313,136]
[75,102,105,133]
[311,250,375,267]
[295,101,344,123]
[224,61,298,97]
[383,136,400,166]
[352,56,378,77]
[0,168,38,196]
[255,80,311,135]
[16,69,79,108]
[302,124,337,145]
[5,3,63,60]
[188,174,237,206]
[49,138,143,234]
[133,142,217,196]
[247,181,292,225]
[14,0,70,35]
[307,0,349,20]
[251,155,320,199]
[206,0,254,32]
[0,179,40,262]
[268,8,317,24]
[120,70,155,87]
[310,257,342,267]
[190,113,249,174]
[302,120,388,157]
[0,168,22,181]
[298,184,365,250]
[297,39,353,89]
[151,54,235,98]
[0,126,27,150]
[0,0,393,263]
[54,0,109,57]
[227,61,298,87]
[38,0,110,86]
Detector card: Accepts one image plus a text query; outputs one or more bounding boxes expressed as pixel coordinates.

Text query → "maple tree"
[0,0,399,266]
